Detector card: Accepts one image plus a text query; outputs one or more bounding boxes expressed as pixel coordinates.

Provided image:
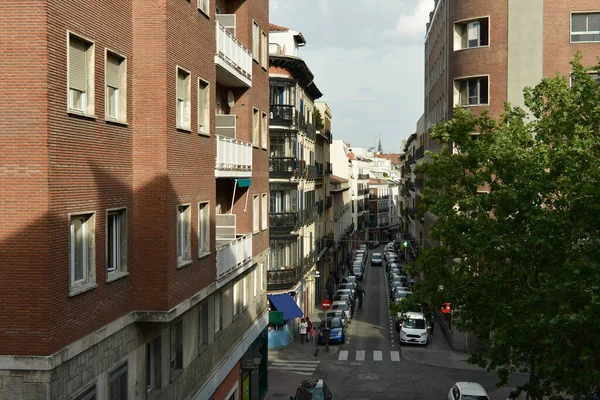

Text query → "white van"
[399,312,428,345]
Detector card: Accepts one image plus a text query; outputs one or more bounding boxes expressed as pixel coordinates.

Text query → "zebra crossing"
[337,350,401,362]
[268,359,320,376]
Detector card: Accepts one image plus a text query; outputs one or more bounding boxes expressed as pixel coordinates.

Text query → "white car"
[399,312,428,345]
[330,301,351,321]
[447,382,490,400]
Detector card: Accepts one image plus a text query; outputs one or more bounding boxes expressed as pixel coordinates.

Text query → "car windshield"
[404,318,426,329]
[462,396,489,400]
[326,312,342,319]
[353,267,361,273]
[372,255,382,260]
[327,318,343,329]
[343,277,356,284]
[332,303,348,311]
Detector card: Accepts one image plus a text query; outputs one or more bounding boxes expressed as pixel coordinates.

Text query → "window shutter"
[69,38,87,91]
[107,54,120,89]
[177,71,185,101]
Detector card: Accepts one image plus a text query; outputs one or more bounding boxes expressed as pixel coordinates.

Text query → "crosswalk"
[337,350,401,362]
[268,359,320,376]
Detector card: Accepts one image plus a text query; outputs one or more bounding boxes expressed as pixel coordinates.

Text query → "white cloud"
[393,0,433,37]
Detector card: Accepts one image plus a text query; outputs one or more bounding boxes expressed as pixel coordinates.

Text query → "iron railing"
[270,104,296,126]
[416,146,425,159]
[269,157,305,179]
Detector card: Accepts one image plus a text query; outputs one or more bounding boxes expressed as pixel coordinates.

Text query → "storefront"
[266,293,304,348]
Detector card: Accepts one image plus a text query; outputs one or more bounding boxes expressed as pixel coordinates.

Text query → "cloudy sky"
[270,0,434,153]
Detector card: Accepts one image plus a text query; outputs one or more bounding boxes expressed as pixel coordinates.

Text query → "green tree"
[314,107,324,131]
[405,54,600,399]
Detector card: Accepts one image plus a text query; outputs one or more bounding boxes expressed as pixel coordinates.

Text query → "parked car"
[394,302,424,331]
[359,244,367,251]
[335,288,355,303]
[370,252,383,266]
[352,266,363,280]
[318,317,345,344]
[342,276,357,287]
[332,293,352,308]
[338,282,355,296]
[325,310,348,326]
[291,379,333,400]
[330,301,351,321]
[391,286,412,302]
[399,312,428,345]
[447,382,490,400]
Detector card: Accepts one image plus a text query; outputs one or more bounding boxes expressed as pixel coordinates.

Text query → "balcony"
[215,214,252,281]
[215,115,252,178]
[406,181,415,192]
[317,199,324,214]
[358,173,369,180]
[298,117,316,141]
[215,17,252,87]
[267,250,317,290]
[315,162,324,178]
[326,162,332,174]
[270,104,296,127]
[325,196,332,208]
[270,157,305,179]
[301,206,318,224]
[307,165,318,180]
[407,208,417,220]
[416,146,425,159]
[270,211,300,233]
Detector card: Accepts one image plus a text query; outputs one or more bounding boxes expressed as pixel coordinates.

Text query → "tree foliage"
[407,53,600,398]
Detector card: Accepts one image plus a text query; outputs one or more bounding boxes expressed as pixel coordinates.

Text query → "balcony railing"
[270,104,296,126]
[408,155,416,165]
[215,134,252,179]
[416,146,425,159]
[298,116,316,141]
[406,181,415,192]
[358,174,369,180]
[270,211,300,233]
[315,162,324,177]
[216,232,253,280]
[270,157,305,179]
[317,199,324,214]
[215,19,252,87]
[325,196,332,209]
[267,267,301,288]
[307,165,318,179]
[301,206,318,224]
[326,162,332,174]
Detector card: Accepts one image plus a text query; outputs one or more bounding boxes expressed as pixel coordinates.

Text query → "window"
[170,320,183,380]
[242,275,247,308]
[261,111,268,149]
[214,292,223,333]
[176,67,191,130]
[571,71,600,87]
[454,18,489,50]
[147,336,161,394]
[198,79,210,135]
[107,209,127,277]
[252,108,259,147]
[105,51,127,122]
[198,202,210,256]
[261,193,268,230]
[260,262,264,291]
[261,30,268,68]
[68,33,95,115]
[74,384,96,400]
[571,12,600,42]
[69,213,96,292]
[253,267,257,297]
[198,0,209,15]
[199,302,208,348]
[233,280,239,316]
[109,362,128,400]
[455,76,489,106]
[252,21,259,61]
[253,194,260,233]
[177,205,191,265]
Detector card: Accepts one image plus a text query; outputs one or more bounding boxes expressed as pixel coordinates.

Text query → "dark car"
[318,318,345,344]
[291,379,333,400]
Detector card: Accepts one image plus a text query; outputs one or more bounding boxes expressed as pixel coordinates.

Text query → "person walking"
[306,317,313,342]
[430,312,436,335]
[311,326,318,344]
[356,284,365,308]
[320,319,330,351]
[299,318,308,344]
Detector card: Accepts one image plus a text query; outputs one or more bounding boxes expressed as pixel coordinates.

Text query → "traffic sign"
[441,302,451,314]
[321,299,332,310]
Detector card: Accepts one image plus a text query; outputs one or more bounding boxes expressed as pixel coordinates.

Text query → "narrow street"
[266,245,527,400]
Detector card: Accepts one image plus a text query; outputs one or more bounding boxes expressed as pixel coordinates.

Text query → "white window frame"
[106,208,127,280]
[214,292,222,333]
[198,0,209,16]
[105,50,127,123]
[198,201,210,257]
[570,12,600,43]
[252,107,259,147]
[253,194,260,233]
[260,262,264,291]
[252,21,260,61]
[242,275,247,308]
[453,17,489,51]
[69,212,96,294]
[176,66,191,130]
[261,30,268,68]
[225,382,239,400]
[198,78,210,135]
[253,267,257,297]
[67,32,95,116]
[454,76,489,106]
[108,362,128,400]
[261,193,268,231]
[177,204,192,266]
[261,111,268,149]
[233,280,239,316]
[147,335,161,394]
[73,384,97,400]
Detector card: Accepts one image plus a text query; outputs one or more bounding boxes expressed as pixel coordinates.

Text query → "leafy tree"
[314,107,324,131]
[403,53,600,399]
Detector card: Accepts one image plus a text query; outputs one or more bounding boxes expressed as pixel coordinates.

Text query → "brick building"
[0,0,270,399]
[421,0,600,351]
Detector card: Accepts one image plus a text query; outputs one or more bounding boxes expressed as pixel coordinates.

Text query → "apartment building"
[373,154,403,232]
[330,141,356,263]
[347,147,372,242]
[0,1,270,399]
[423,0,600,351]
[266,24,328,347]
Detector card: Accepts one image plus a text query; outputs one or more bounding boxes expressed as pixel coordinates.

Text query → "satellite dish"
[227,90,235,108]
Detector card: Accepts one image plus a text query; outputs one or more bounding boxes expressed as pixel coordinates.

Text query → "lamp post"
[241,352,263,400]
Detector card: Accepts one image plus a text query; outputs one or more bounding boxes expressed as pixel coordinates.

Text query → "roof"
[374,153,402,163]
[269,55,321,99]
[269,23,289,32]
[331,175,349,184]
[456,382,489,396]
[348,152,355,160]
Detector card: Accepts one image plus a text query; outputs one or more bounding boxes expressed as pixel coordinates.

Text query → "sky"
[270,0,434,154]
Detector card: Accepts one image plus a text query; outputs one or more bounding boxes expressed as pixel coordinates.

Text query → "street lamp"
[251,353,262,368]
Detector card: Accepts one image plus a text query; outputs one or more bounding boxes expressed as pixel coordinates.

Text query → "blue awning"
[268,294,303,320]
[236,178,252,188]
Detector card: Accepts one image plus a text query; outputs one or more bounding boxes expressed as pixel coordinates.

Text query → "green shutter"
[69,37,87,91]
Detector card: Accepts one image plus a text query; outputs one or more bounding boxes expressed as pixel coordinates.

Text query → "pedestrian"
[430,312,436,335]
[320,319,330,351]
[299,318,308,344]
[311,326,318,343]
[356,284,365,308]
[306,317,313,339]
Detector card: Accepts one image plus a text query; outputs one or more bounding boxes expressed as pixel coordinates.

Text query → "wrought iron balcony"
[215,18,252,87]
[270,104,296,126]
[326,162,332,174]
[416,146,425,159]
[267,249,317,290]
[269,211,300,233]
[406,181,415,192]
[315,162,324,178]
[307,165,318,180]
[269,157,304,179]
[317,199,324,214]
[301,206,318,224]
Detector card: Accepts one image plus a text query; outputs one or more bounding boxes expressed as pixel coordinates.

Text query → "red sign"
[441,302,452,314]
[321,299,332,310]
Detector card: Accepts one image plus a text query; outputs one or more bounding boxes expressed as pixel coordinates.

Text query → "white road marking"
[373,350,383,361]
[356,350,365,361]
[391,351,400,362]
[338,350,349,361]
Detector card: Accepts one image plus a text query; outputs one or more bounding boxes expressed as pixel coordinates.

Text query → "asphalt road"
[267,245,527,400]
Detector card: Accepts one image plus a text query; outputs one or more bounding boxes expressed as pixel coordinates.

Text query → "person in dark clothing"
[320,319,330,351]
[356,285,365,308]
[430,312,436,335]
